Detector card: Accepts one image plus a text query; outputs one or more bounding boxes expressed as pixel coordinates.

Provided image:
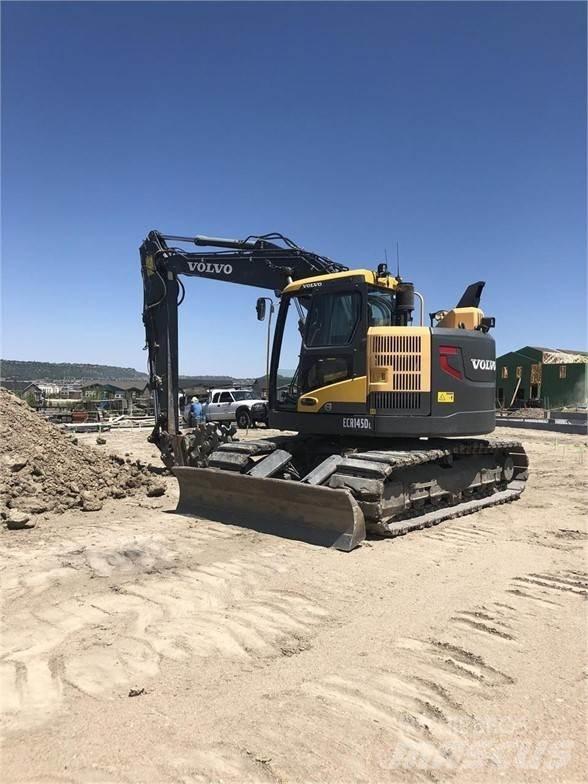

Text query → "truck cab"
[203,388,268,429]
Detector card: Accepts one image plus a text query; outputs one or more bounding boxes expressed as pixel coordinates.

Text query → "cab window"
[305,291,361,347]
[301,356,350,392]
[368,290,395,326]
[219,392,233,403]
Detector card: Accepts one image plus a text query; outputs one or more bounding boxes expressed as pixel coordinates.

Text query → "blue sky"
[2,1,586,376]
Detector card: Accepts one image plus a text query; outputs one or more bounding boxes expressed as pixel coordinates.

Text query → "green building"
[496,346,588,409]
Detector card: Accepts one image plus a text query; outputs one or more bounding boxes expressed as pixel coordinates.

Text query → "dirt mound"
[0,390,165,521]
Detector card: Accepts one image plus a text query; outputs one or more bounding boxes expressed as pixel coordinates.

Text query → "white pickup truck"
[202,388,268,429]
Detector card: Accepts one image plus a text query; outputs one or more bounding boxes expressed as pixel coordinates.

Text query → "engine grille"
[370,333,422,391]
[368,328,430,413]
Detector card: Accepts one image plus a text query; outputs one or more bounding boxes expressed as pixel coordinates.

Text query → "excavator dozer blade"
[173,467,366,551]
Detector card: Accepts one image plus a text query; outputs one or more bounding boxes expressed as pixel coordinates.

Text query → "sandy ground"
[1,426,586,783]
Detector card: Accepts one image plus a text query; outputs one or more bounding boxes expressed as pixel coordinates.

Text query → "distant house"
[58,382,83,399]
[81,380,151,411]
[0,380,44,405]
[0,380,32,396]
[37,383,61,397]
[496,347,588,409]
[23,383,45,405]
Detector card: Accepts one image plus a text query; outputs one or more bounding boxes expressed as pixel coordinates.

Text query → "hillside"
[178,375,255,388]
[0,360,148,382]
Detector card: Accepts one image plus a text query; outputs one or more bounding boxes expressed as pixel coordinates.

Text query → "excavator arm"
[140,230,347,447]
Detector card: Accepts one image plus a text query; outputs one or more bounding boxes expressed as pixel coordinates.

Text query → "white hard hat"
[191,396,198,402]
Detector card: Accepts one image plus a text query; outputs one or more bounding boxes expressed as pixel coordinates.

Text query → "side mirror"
[256,297,266,321]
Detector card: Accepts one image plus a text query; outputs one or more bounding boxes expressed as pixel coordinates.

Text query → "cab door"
[217,391,234,420]
[297,280,366,402]
[271,277,368,414]
[206,392,219,420]
[207,392,226,421]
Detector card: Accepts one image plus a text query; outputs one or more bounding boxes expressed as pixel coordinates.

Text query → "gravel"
[5,510,35,530]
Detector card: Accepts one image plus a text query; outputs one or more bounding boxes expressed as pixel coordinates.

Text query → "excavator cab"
[266,271,497,439]
[268,269,411,414]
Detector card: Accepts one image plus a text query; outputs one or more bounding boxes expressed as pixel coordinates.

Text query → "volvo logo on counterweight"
[187,261,233,275]
[471,359,496,371]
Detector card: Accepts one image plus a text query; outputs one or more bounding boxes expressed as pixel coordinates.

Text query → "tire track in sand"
[1,541,327,732]
[223,568,585,782]
[505,569,588,607]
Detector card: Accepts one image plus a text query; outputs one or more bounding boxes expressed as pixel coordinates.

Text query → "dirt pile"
[505,407,547,419]
[0,390,165,522]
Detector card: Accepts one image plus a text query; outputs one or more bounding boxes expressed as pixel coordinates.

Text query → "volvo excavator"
[141,230,528,550]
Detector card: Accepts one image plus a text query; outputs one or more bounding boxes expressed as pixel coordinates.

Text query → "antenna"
[384,248,388,265]
[396,242,401,278]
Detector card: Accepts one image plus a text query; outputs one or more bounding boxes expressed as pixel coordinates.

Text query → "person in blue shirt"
[189,396,204,426]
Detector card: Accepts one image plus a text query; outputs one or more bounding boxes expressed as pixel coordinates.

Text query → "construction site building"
[497,346,588,409]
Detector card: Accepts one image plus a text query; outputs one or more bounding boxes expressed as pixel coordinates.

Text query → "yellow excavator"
[141,230,528,550]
